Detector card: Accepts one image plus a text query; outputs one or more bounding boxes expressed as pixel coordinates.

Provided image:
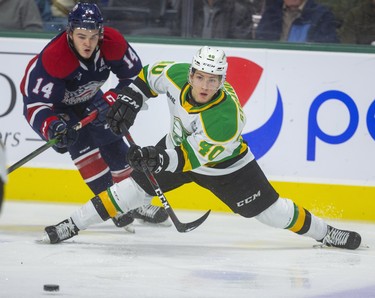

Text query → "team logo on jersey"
[62,81,105,105]
[226,57,283,159]
[171,117,189,146]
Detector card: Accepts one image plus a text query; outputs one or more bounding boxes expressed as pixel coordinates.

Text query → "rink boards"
[1,37,375,222]
[5,167,375,221]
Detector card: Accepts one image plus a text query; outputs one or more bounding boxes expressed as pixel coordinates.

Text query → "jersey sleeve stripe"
[20,56,38,97]
[27,103,53,127]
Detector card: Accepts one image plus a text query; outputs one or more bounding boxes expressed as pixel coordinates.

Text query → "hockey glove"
[127,145,169,174]
[106,86,143,135]
[48,119,78,153]
[84,89,119,126]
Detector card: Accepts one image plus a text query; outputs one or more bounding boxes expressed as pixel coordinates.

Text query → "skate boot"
[112,212,135,233]
[130,205,171,226]
[42,218,79,244]
[319,225,361,250]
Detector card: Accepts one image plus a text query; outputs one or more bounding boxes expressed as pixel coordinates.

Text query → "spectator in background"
[35,0,53,23]
[0,140,6,213]
[0,0,43,31]
[51,0,77,19]
[250,0,267,38]
[35,0,72,32]
[339,0,375,45]
[35,0,58,31]
[256,0,339,43]
[190,0,253,39]
[316,0,360,31]
[251,0,266,15]
[47,0,78,30]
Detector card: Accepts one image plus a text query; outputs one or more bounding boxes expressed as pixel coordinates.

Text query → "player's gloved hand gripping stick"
[120,123,211,233]
[7,110,98,174]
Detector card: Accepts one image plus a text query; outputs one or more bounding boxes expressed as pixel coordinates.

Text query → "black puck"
[43,284,59,292]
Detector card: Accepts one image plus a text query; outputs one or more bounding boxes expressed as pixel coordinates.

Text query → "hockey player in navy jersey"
[42,46,362,250]
[20,2,170,229]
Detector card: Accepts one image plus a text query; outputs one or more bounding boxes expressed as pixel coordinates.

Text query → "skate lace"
[323,228,349,246]
[139,205,159,218]
[56,221,76,240]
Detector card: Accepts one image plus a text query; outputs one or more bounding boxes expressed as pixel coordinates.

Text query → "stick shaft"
[7,110,98,174]
[121,124,210,232]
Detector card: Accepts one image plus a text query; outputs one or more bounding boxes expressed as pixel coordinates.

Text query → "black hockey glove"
[84,89,119,126]
[127,145,169,174]
[47,119,78,153]
[106,86,143,135]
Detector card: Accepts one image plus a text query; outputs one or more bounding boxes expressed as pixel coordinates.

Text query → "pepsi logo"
[226,57,283,159]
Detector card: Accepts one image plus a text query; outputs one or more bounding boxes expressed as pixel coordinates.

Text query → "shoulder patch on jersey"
[100,27,127,61]
[165,63,190,89]
[201,95,239,142]
[42,32,79,79]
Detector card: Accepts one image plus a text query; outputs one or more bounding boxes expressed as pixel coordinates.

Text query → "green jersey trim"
[181,139,201,171]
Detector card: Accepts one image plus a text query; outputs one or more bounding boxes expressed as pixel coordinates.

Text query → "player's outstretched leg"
[318,225,361,249]
[255,198,362,250]
[42,218,79,244]
[41,179,173,243]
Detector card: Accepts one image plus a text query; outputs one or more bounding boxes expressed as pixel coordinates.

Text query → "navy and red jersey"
[20,26,142,140]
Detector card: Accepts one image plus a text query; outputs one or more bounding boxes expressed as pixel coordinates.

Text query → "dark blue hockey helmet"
[67,2,104,37]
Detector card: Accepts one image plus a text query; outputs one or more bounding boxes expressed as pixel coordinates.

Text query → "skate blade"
[313,243,370,250]
[359,243,370,249]
[35,233,52,244]
[123,223,135,233]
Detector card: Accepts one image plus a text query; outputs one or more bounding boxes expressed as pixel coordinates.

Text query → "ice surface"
[0,201,374,298]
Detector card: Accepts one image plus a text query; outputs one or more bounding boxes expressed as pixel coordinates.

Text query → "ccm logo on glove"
[117,94,141,109]
[106,87,143,134]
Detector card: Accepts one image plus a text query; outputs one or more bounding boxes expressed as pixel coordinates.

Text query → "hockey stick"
[7,110,98,174]
[121,124,211,233]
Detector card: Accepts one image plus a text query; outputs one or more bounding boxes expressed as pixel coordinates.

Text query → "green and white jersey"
[132,61,254,176]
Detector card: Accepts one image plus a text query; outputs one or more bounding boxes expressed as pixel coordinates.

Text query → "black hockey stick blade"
[169,208,211,233]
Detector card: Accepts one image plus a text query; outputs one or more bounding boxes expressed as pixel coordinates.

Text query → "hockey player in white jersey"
[42,46,362,250]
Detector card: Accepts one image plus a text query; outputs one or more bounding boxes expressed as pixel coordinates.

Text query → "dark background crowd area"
[0,0,374,46]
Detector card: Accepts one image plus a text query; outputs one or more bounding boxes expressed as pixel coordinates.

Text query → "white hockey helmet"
[190,46,228,87]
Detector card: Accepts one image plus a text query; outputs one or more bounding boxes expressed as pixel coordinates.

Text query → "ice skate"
[112,212,135,233]
[317,225,361,250]
[130,205,171,226]
[42,218,79,244]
